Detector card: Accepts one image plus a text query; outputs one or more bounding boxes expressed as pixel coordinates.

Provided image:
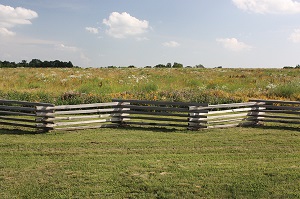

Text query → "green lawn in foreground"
[0,126,299,198]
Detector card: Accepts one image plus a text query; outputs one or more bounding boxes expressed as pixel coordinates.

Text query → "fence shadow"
[119,125,187,133]
[0,128,45,135]
[245,124,300,132]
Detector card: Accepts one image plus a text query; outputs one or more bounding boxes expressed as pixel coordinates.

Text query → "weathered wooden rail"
[249,99,300,125]
[113,99,208,129]
[189,102,263,129]
[0,99,54,132]
[0,99,299,132]
[37,102,130,131]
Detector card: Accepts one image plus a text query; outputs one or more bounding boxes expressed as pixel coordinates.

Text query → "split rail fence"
[0,99,299,132]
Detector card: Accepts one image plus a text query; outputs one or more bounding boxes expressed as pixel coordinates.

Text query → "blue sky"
[1,0,300,68]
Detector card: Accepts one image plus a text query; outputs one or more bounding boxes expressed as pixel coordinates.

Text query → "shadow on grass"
[0,128,45,135]
[118,125,211,134]
[119,125,188,133]
[244,124,300,132]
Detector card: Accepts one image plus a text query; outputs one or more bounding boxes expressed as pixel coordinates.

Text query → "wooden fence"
[189,102,263,129]
[113,99,208,129]
[0,99,54,132]
[37,102,130,131]
[0,99,299,132]
[249,99,300,126]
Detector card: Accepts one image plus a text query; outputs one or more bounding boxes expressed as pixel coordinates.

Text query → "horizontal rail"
[0,99,54,107]
[37,102,122,111]
[123,121,188,128]
[120,115,188,123]
[250,99,300,105]
[54,118,128,127]
[113,99,208,107]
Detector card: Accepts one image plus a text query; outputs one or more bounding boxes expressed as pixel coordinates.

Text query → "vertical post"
[188,105,208,130]
[248,101,265,126]
[35,105,55,133]
[113,101,130,127]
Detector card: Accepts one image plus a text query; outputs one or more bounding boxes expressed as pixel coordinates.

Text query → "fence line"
[249,100,300,125]
[48,102,130,131]
[113,99,208,129]
[0,99,54,131]
[0,99,299,132]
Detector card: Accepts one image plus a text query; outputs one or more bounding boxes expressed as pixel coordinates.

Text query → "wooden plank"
[189,112,208,117]
[36,123,55,128]
[207,113,249,120]
[35,112,55,117]
[120,115,188,123]
[251,114,300,120]
[207,102,257,109]
[188,118,208,123]
[39,102,122,111]
[37,113,129,122]
[0,110,36,116]
[0,116,36,123]
[120,105,189,112]
[250,99,300,105]
[120,110,189,117]
[113,99,208,107]
[0,99,54,107]
[207,118,245,124]
[54,118,128,127]
[53,108,129,115]
[123,121,188,128]
[259,105,300,111]
[254,110,300,115]
[0,105,36,112]
[54,124,119,131]
[0,121,37,128]
[189,103,256,111]
[206,107,256,115]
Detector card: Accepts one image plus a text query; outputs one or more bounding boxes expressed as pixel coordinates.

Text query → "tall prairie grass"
[0,68,299,104]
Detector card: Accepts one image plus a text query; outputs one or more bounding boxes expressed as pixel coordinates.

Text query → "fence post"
[35,105,55,133]
[248,101,266,126]
[112,101,130,127]
[188,104,208,130]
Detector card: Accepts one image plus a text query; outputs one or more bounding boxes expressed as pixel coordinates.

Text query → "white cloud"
[289,29,300,43]
[232,0,300,14]
[0,4,38,36]
[103,12,149,39]
[85,27,99,34]
[56,44,79,52]
[162,41,180,48]
[216,38,252,51]
[0,27,15,36]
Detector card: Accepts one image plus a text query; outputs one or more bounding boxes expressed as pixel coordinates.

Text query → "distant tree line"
[0,59,74,68]
[283,65,300,69]
[107,63,205,69]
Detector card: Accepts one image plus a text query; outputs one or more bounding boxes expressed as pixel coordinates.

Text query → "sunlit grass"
[0,126,299,198]
[0,68,299,104]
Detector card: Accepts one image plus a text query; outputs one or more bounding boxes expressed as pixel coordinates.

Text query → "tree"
[166,63,172,68]
[195,64,205,68]
[29,59,42,67]
[154,64,166,68]
[172,62,183,68]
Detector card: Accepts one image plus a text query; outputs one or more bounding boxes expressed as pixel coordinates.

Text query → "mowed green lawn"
[0,126,299,198]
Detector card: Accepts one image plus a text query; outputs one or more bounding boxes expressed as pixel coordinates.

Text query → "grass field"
[0,68,300,104]
[1,126,299,198]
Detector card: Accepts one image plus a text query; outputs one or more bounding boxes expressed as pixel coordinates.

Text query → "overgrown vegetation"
[0,68,299,105]
[0,126,299,198]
